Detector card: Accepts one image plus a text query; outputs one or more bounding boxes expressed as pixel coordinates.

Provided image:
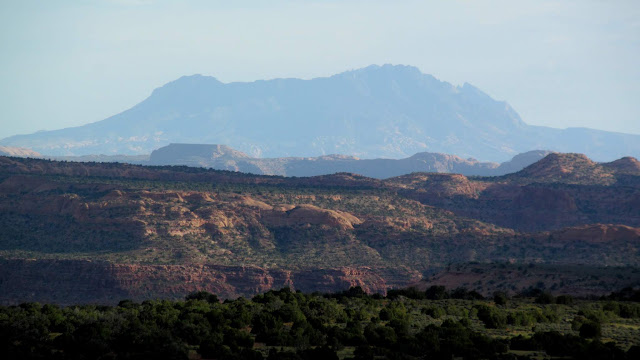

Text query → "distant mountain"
[48,154,150,164]
[146,143,553,178]
[2,64,639,161]
[492,150,556,175]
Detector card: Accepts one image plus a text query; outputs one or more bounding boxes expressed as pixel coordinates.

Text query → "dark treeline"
[604,287,640,302]
[2,287,640,360]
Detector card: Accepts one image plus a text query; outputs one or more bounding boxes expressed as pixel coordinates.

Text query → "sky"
[0,0,639,140]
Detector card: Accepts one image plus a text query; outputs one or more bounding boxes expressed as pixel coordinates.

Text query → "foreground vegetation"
[2,287,640,360]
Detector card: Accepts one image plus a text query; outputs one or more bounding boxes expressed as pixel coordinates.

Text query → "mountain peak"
[152,74,222,94]
[358,63,421,73]
[335,64,428,80]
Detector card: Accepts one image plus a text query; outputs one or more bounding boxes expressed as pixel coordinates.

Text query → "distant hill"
[145,143,553,178]
[0,146,40,157]
[2,64,639,161]
[48,154,150,164]
[25,143,553,178]
[390,153,640,231]
[507,152,640,185]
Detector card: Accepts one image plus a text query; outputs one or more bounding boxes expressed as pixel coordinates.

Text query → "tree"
[475,305,507,329]
[185,291,219,304]
[493,291,509,306]
[425,286,449,300]
[579,321,601,339]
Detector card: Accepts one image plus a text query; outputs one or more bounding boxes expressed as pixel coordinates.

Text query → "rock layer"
[0,259,401,305]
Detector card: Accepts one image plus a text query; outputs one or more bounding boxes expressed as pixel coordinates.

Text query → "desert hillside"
[0,153,638,303]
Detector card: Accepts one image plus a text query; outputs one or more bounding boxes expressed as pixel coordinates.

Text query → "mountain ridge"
[145,143,555,178]
[10,143,555,178]
[3,64,639,161]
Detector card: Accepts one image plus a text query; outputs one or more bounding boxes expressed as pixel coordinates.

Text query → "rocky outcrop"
[390,173,487,199]
[0,259,395,305]
[508,152,628,185]
[262,204,362,230]
[391,152,640,232]
[603,157,640,175]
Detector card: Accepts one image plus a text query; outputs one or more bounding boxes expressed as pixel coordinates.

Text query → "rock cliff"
[0,259,398,305]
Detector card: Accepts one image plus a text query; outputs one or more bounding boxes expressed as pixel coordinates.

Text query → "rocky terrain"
[2,65,639,161]
[0,152,638,304]
[390,153,640,232]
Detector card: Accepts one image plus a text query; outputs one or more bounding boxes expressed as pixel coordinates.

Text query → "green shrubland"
[2,286,640,359]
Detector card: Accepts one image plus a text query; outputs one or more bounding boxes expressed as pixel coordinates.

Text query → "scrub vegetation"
[3,287,640,360]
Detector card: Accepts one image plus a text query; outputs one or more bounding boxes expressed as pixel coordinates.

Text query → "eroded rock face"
[262,204,362,230]
[0,259,393,305]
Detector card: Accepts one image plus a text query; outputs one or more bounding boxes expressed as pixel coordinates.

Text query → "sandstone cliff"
[0,259,409,305]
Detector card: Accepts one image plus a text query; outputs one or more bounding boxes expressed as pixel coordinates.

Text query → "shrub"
[476,305,507,329]
[493,291,509,306]
[185,291,219,304]
[555,295,574,305]
[535,292,555,304]
[579,321,601,338]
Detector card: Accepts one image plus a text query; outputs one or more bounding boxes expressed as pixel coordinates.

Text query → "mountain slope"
[0,154,639,303]
[2,65,639,161]
[0,146,41,157]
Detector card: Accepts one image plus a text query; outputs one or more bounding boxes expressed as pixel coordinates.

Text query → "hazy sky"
[1,0,639,140]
